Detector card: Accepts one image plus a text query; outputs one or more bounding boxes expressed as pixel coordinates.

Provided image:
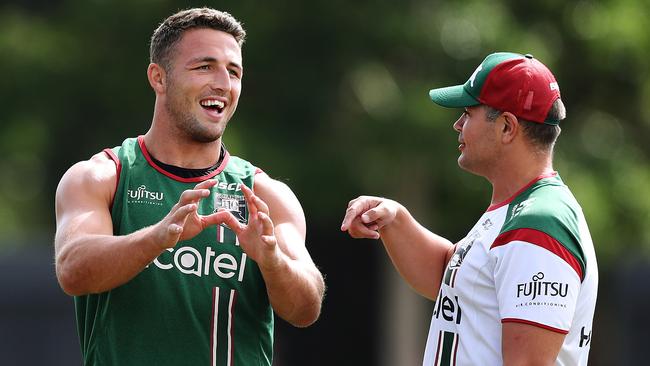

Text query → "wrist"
[258,245,288,273]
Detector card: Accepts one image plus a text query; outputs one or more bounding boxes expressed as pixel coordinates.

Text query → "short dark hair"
[149,8,246,71]
[485,99,566,151]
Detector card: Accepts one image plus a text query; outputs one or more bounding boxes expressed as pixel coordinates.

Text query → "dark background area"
[2,0,650,364]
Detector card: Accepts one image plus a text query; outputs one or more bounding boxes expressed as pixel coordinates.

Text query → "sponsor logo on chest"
[152,246,247,282]
[433,294,462,325]
[127,185,164,206]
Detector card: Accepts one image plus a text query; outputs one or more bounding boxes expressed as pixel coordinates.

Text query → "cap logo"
[469,64,483,88]
[550,82,559,91]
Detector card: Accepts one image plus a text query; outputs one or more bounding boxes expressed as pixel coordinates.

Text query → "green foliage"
[2,0,649,267]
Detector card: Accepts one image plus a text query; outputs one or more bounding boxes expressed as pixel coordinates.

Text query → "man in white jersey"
[341,52,598,365]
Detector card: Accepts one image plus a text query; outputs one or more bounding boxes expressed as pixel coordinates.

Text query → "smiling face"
[162,28,243,143]
[452,105,500,176]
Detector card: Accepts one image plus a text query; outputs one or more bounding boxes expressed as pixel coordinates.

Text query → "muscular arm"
[55,153,222,296]
[217,173,325,327]
[502,322,565,366]
[254,174,324,327]
[341,197,454,300]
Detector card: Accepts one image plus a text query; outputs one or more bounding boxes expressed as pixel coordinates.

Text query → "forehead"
[173,28,242,65]
[466,105,485,113]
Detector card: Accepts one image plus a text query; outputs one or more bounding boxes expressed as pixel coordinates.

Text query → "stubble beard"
[457,150,497,178]
[164,79,226,144]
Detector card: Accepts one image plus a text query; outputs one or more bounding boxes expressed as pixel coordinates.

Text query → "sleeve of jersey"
[490,228,583,334]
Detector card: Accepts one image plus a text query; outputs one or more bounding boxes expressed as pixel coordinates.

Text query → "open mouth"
[200,99,225,114]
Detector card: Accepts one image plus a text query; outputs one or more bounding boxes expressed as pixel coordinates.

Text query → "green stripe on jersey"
[437,331,458,366]
[498,174,586,276]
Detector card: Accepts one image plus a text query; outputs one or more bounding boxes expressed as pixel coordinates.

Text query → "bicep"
[502,322,565,366]
[55,156,116,254]
[253,173,309,261]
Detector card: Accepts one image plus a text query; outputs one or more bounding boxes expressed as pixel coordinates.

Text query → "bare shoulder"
[253,172,298,200]
[253,172,305,228]
[56,151,118,208]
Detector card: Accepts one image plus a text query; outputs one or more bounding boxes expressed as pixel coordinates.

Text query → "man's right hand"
[339,195,453,299]
[155,179,224,249]
[340,196,402,239]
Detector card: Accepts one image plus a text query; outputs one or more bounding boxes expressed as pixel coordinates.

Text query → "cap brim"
[429,85,480,108]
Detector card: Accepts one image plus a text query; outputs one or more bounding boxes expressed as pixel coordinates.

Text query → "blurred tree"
[1,0,649,263]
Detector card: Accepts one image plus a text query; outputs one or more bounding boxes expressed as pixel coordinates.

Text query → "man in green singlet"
[54,8,325,366]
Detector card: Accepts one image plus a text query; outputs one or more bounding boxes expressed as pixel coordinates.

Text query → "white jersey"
[423,173,598,366]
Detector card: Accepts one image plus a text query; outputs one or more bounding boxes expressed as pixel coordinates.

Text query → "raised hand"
[340,196,401,239]
[213,184,281,270]
[155,179,222,249]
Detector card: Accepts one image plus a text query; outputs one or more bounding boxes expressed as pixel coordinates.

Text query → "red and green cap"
[429,52,562,125]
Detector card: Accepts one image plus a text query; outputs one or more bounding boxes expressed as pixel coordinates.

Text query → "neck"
[487,152,554,206]
[143,128,222,169]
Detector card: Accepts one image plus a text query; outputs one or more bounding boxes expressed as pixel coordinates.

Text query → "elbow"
[57,271,86,296]
[287,280,326,328]
[287,302,323,328]
[55,256,92,296]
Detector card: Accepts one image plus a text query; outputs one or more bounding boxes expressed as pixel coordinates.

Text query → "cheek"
[231,80,242,94]
[229,86,242,104]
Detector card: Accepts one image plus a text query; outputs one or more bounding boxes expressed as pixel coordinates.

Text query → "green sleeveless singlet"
[74,136,273,366]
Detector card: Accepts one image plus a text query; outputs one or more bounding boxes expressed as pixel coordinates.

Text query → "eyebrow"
[186,56,242,71]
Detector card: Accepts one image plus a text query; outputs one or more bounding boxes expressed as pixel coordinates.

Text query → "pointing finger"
[241,184,269,214]
[257,211,275,237]
[194,179,219,190]
[341,204,362,231]
[178,189,211,206]
[252,194,269,215]
[240,184,258,219]
[171,203,197,223]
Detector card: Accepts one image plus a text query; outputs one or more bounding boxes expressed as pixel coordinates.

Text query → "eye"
[194,65,211,70]
[228,69,241,78]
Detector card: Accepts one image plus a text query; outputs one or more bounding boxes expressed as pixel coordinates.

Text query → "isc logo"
[216,181,242,191]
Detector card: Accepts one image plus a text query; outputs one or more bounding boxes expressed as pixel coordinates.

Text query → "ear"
[500,112,519,144]
[147,63,166,94]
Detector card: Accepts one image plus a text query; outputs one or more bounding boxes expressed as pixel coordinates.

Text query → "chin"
[185,121,226,143]
[457,158,474,173]
[185,128,222,143]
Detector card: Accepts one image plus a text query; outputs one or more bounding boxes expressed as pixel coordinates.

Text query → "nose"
[453,113,465,132]
[209,67,231,93]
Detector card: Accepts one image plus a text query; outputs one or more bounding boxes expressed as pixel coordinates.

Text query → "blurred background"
[1,0,649,365]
